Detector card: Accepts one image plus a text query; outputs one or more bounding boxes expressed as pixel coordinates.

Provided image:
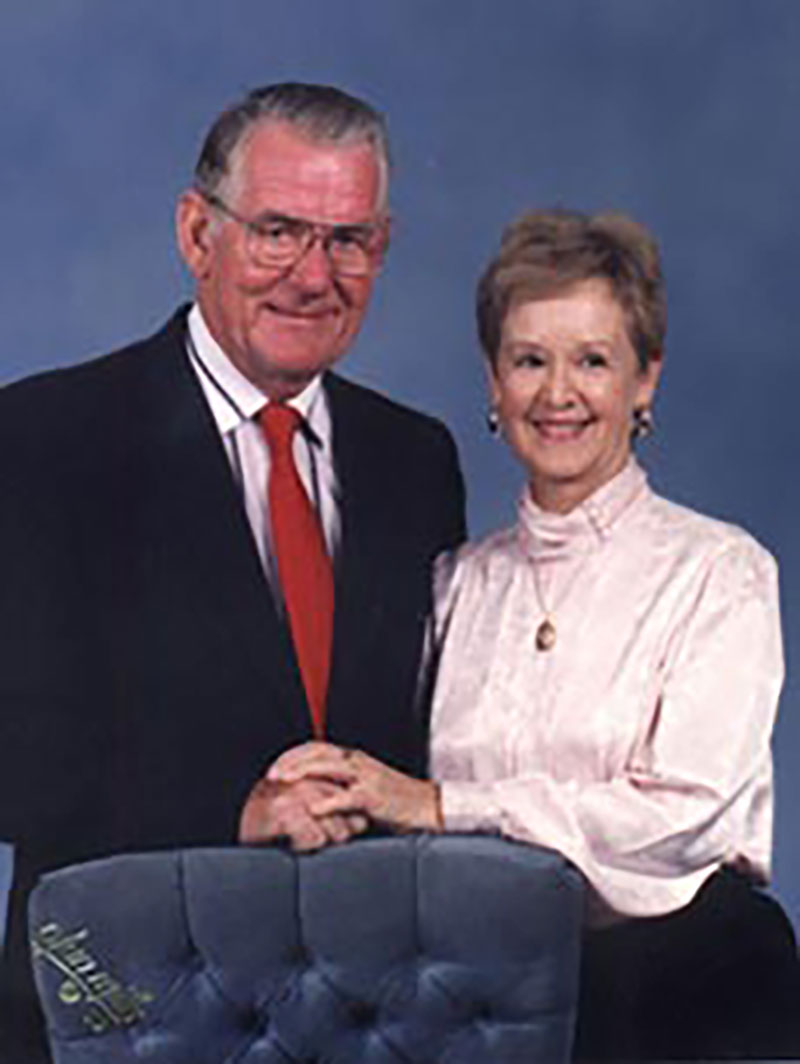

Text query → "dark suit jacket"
[0,307,465,1054]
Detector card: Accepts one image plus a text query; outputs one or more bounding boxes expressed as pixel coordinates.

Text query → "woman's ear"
[635,350,663,411]
[484,355,502,410]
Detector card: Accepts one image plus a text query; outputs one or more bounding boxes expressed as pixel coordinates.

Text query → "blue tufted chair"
[0,842,11,952]
[29,835,583,1063]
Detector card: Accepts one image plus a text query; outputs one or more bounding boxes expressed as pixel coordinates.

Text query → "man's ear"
[175,190,216,281]
[368,213,391,272]
[378,213,392,257]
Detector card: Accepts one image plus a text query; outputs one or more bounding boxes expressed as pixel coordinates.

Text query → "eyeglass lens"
[247,216,378,275]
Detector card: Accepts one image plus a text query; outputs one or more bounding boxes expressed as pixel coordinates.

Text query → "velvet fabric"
[0,843,11,952]
[29,836,583,1064]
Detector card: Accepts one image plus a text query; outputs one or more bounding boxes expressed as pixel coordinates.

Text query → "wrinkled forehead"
[223,120,388,220]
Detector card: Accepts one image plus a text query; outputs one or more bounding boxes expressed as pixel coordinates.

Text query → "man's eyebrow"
[250,209,298,225]
[250,208,376,232]
[334,221,377,232]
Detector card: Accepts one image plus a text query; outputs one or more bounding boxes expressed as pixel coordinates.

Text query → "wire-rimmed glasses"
[203,192,386,277]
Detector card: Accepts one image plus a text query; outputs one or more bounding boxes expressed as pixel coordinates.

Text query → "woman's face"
[490,278,661,513]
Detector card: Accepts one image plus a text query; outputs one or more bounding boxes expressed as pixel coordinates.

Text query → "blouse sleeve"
[438,538,784,917]
[413,548,462,718]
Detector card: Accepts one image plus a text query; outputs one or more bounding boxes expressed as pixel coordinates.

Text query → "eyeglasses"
[203,192,385,277]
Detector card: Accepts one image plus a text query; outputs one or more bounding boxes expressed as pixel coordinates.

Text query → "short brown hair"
[476,208,665,370]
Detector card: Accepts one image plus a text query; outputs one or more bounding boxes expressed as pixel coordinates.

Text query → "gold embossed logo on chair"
[31,922,154,1035]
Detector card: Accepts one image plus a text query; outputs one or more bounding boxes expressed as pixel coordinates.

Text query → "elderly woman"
[268,209,800,1059]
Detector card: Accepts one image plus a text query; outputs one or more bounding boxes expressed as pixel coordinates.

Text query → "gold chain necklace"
[528,540,583,653]
[530,557,557,651]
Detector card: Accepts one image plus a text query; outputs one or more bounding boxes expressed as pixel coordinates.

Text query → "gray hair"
[193,82,391,210]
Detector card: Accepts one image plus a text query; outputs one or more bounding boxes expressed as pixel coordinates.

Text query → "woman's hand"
[238,774,369,851]
[268,742,443,834]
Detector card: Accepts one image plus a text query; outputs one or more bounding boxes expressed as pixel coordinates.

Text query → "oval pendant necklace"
[529,540,573,653]
[531,554,558,652]
[535,615,557,652]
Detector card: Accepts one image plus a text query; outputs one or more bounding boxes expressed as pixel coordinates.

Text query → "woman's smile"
[490,278,660,513]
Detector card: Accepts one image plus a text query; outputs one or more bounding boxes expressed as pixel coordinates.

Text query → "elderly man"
[0,83,465,1057]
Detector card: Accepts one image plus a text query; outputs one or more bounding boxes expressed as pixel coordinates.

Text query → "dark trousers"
[574,869,800,1060]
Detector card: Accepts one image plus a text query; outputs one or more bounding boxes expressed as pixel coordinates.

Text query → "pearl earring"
[632,406,654,439]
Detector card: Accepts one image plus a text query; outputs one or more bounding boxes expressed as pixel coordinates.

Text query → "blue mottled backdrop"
[2,0,799,924]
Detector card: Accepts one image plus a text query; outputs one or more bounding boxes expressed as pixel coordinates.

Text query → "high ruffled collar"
[517,460,649,560]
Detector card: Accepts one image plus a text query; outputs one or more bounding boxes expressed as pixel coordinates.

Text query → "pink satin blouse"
[431,461,783,921]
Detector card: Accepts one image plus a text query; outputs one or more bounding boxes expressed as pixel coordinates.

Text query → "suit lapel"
[136,314,308,729]
[324,374,388,719]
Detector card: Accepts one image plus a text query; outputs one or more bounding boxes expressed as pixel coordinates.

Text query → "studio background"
[3,1,799,925]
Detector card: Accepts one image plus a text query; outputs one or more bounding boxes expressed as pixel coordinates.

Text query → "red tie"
[259,403,333,737]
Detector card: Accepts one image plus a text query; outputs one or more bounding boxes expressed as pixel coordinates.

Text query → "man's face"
[177,120,387,398]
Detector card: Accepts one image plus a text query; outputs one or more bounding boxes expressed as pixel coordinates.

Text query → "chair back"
[0,842,12,952]
[30,835,583,1063]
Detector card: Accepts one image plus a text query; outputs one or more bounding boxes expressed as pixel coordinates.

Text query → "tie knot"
[259,403,302,456]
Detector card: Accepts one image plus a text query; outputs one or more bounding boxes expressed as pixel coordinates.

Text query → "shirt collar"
[186,303,329,446]
[517,459,649,559]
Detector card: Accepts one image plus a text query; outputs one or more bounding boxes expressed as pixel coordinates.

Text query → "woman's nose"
[541,362,574,406]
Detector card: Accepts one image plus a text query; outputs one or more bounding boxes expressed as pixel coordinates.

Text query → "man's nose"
[288,234,336,292]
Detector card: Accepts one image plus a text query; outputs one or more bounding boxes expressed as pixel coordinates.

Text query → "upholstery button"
[237,1005,259,1030]
[349,1001,377,1026]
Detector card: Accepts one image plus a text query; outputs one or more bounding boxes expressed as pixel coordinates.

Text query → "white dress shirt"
[185,304,340,585]
[430,460,783,922]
